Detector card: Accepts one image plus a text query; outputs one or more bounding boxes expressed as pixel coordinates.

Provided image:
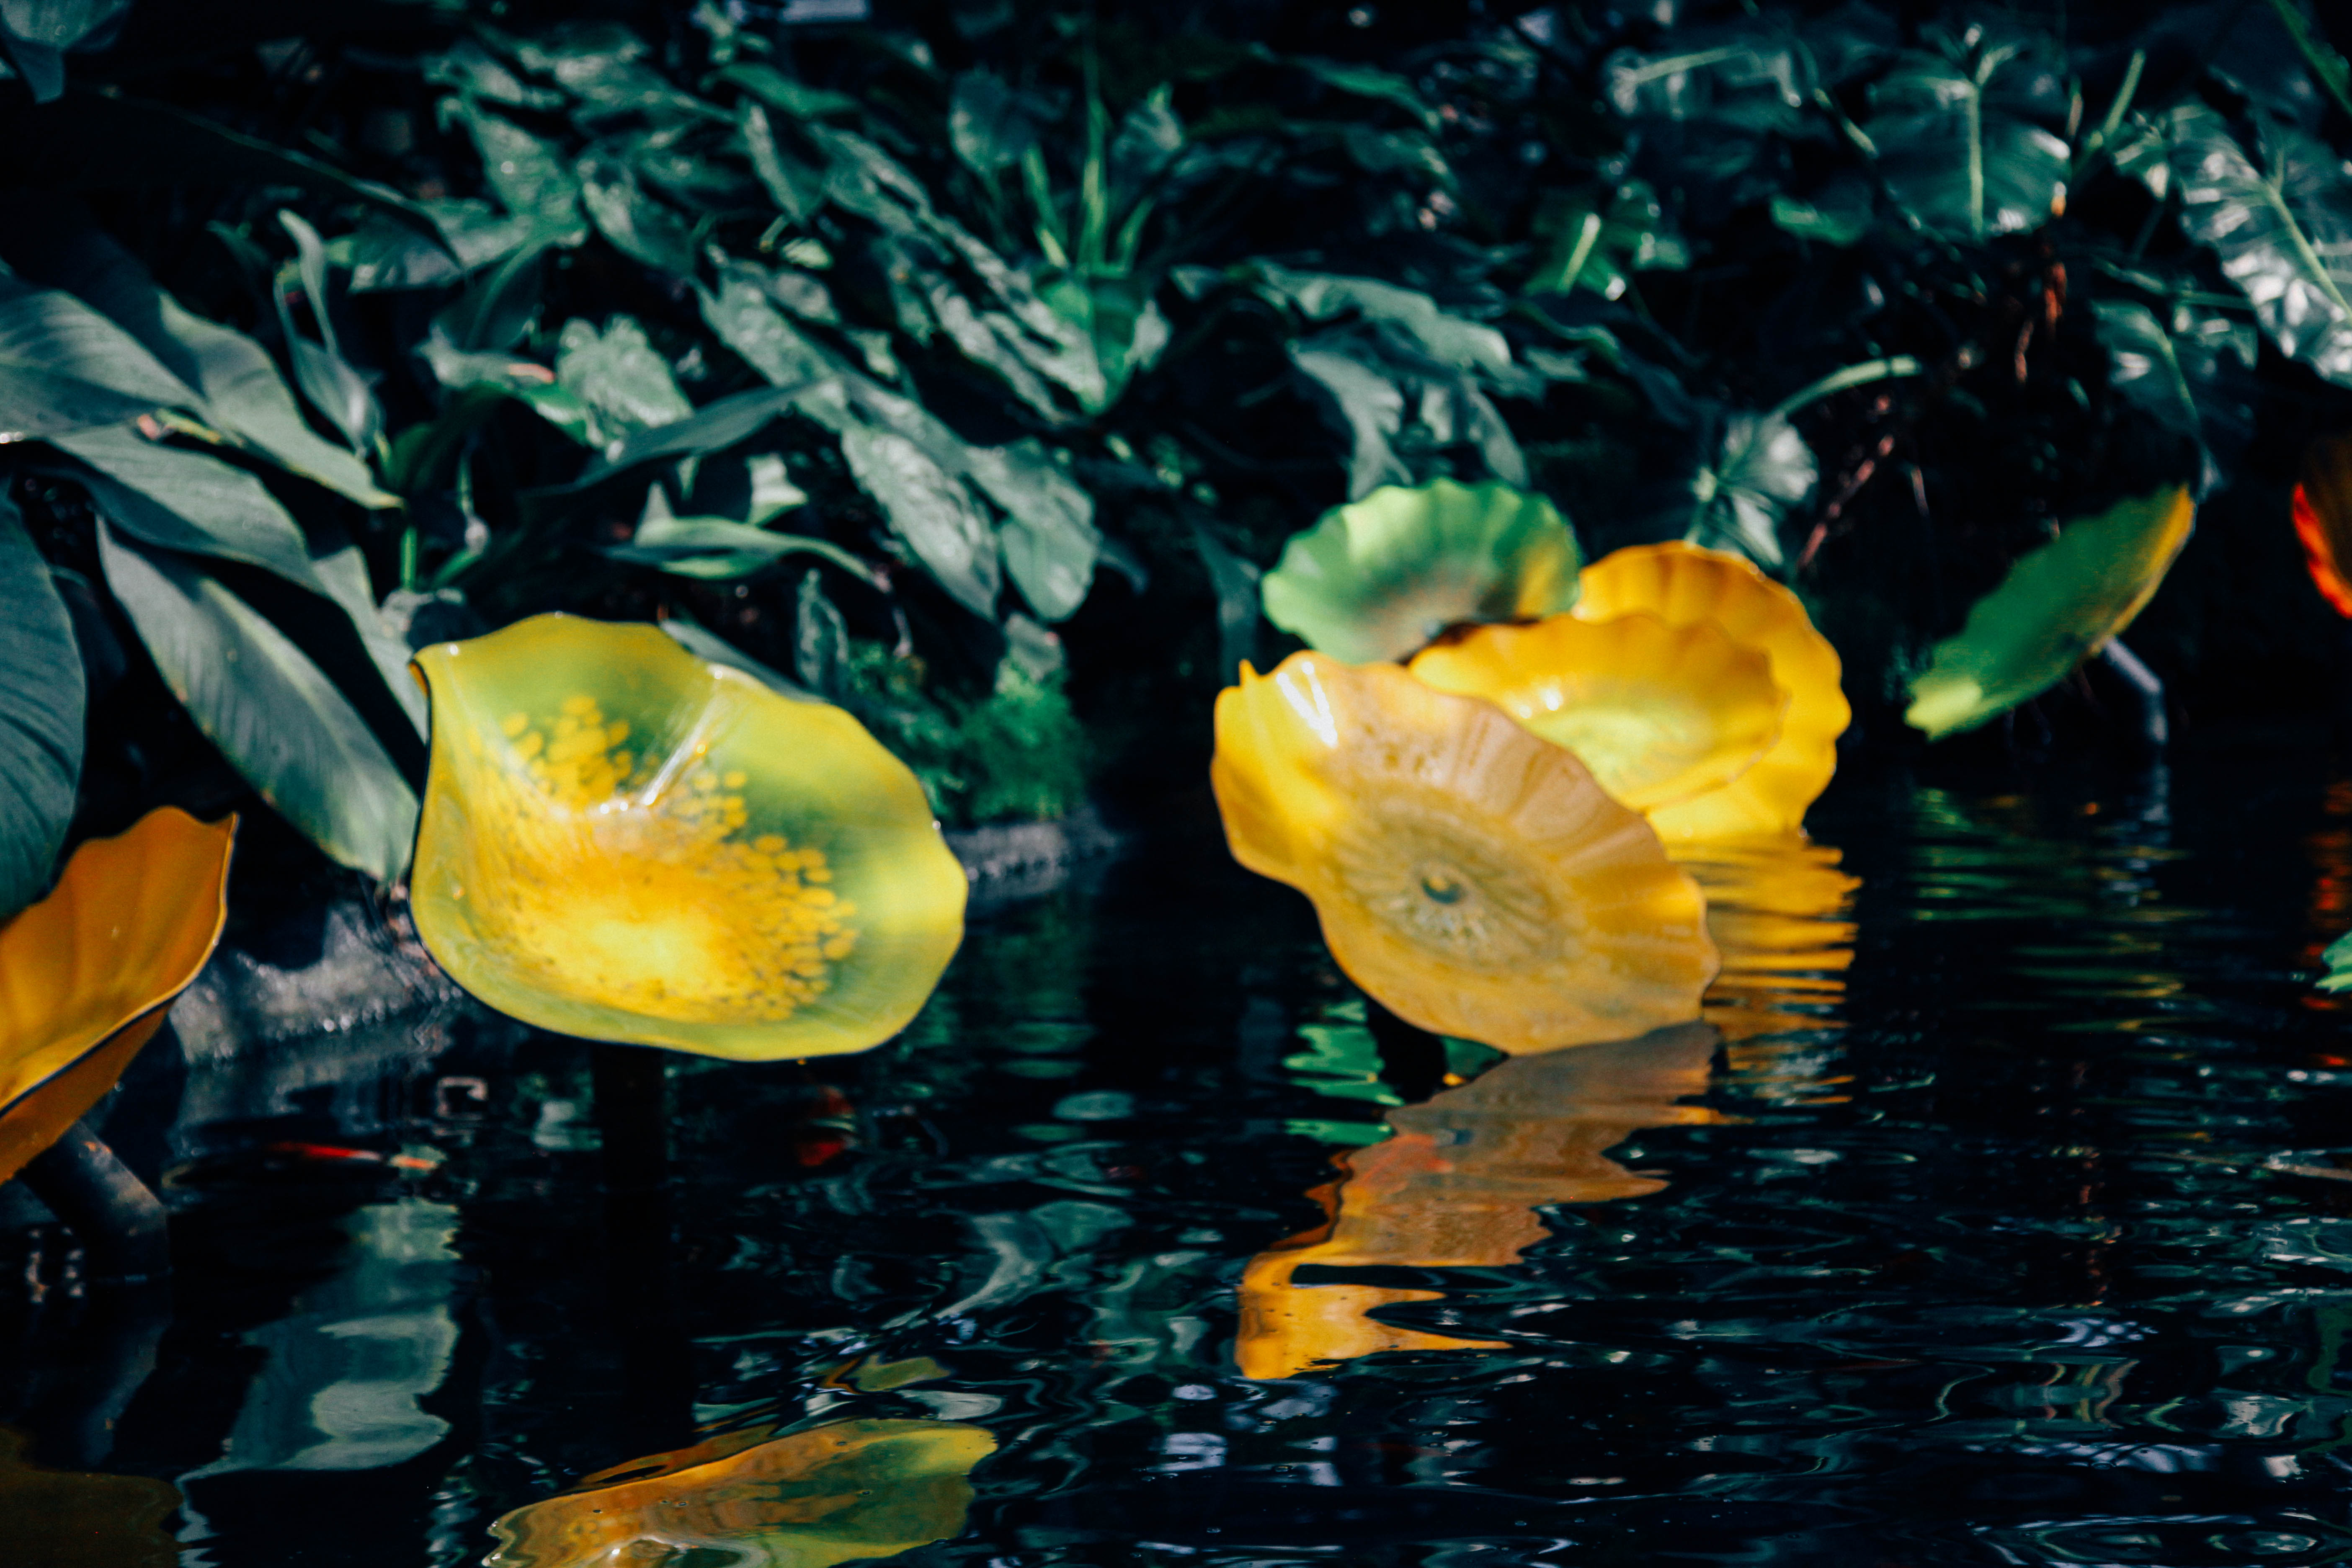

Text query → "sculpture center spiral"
[1326,797,1562,969]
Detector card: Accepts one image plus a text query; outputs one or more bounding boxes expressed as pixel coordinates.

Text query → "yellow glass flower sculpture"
[410,614,966,1060]
[1212,652,1715,1052]
[1905,486,2195,740]
[0,807,236,1185]
[1259,479,1583,664]
[1238,1024,1721,1380]
[1408,611,1787,813]
[485,1418,995,1568]
[1572,542,1849,841]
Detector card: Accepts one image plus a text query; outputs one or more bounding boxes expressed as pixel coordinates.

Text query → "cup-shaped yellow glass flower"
[1212,652,1716,1052]
[485,1417,995,1568]
[1259,478,1583,663]
[0,807,235,1185]
[1573,541,1849,841]
[1905,486,2195,740]
[1407,611,1787,813]
[410,614,966,1060]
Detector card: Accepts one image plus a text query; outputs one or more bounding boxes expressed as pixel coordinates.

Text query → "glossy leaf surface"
[0,493,82,923]
[1260,479,1583,664]
[0,807,233,1184]
[1409,611,1786,813]
[2170,104,2352,387]
[411,615,967,1059]
[1574,542,1848,840]
[1212,653,1715,1053]
[97,525,417,885]
[1905,487,2195,740]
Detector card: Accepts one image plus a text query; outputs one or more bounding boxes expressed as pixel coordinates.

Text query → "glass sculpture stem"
[591,1041,696,1452]
[20,1119,170,1285]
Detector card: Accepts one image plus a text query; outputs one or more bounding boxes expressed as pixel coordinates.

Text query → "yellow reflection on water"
[1237,1024,1720,1380]
[485,1416,994,1568]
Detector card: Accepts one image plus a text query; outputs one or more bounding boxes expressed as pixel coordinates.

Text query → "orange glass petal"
[2296,434,2352,618]
[1212,652,1716,1053]
[0,808,236,1184]
[485,1417,995,1568]
[1238,1024,1721,1379]
[1409,611,1787,812]
[410,614,967,1060]
[1573,542,1849,841]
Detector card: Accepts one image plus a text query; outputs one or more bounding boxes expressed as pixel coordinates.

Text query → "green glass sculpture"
[1259,478,1583,664]
[1904,487,2194,740]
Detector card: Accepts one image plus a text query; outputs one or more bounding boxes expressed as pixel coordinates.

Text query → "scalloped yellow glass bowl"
[1573,541,1849,841]
[1905,487,2195,740]
[1211,652,1716,1053]
[486,1418,994,1568]
[0,807,235,1184]
[410,614,966,1060]
[1408,611,1787,812]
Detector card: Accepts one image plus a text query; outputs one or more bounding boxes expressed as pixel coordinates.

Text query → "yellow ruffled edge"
[1210,652,1717,1053]
[1574,542,1849,841]
[1406,610,1789,812]
[0,807,236,1183]
[410,614,967,1061]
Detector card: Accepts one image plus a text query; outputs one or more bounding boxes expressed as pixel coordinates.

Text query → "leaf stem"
[1769,356,1927,422]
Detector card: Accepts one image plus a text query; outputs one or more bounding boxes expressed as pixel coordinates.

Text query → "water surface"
[12,750,2352,1565]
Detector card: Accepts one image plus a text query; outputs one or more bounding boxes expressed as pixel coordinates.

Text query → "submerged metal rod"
[2099,637,2167,751]
[19,1120,170,1285]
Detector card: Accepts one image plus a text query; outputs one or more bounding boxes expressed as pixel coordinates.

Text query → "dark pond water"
[13,746,2352,1566]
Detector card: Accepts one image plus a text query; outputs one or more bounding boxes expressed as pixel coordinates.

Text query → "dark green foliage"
[0,0,2349,899]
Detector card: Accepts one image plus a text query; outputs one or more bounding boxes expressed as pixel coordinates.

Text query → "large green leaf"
[601,482,872,582]
[1686,410,1815,568]
[2,0,127,50]
[0,213,389,504]
[2168,103,2352,387]
[0,491,83,920]
[451,101,587,245]
[54,425,424,732]
[2092,300,2199,438]
[274,211,382,453]
[840,424,1001,617]
[949,68,1052,178]
[1865,24,2070,242]
[1288,340,1408,499]
[96,525,417,885]
[578,148,698,276]
[0,271,196,439]
[567,384,818,487]
[967,440,1099,623]
[555,315,692,442]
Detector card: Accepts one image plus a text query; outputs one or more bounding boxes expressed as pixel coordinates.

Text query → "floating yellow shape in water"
[1239,1024,1721,1379]
[0,808,235,1184]
[485,1417,995,1568]
[1409,611,1786,812]
[1904,487,2195,740]
[1573,542,1848,840]
[1212,652,1715,1053]
[411,615,966,1060]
